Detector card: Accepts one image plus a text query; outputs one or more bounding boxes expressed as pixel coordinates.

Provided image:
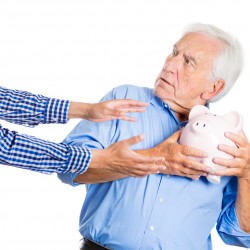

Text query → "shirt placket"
[139,175,171,249]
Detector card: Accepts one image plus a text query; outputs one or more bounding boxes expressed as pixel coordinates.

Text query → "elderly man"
[58,23,250,249]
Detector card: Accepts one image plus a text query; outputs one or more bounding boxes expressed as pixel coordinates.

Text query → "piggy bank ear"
[189,105,210,120]
[223,111,244,132]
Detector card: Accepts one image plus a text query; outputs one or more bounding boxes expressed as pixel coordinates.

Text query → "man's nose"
[164,54,180,73]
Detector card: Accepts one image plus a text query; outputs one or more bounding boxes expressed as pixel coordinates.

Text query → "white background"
[0,0,249,249]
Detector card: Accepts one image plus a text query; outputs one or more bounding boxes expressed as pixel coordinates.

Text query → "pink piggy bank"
[180,105,243,184]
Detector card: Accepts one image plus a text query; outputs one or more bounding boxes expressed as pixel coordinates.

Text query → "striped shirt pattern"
[0,86,91,174]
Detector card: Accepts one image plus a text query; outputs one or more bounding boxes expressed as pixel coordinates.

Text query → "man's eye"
[185,58,193,66]
[172,49,178,56]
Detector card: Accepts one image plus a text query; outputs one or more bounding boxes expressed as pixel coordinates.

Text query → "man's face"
[154,32,223,113]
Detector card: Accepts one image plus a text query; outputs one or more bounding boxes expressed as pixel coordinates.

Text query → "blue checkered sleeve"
[0,124,92,174]
[0,86,69,127]
[0,86,92,174]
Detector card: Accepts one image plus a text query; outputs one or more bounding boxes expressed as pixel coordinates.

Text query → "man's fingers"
[213,156,236,168]
[179,165,207,176]
[117,116,137,122]
[213,168,236,176]
[184,158,211,173]
[119,107,146,113]
[183,145,208,158]
[224,131,246,147]
[218,144,240,158]
[112,99,149,108]
[124,162,167,177]
[107,109,144,122]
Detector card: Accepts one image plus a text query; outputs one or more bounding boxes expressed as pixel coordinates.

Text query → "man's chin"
[154,87,172,99]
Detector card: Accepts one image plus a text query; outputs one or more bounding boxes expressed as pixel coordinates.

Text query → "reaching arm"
[0,85,160,176]
[74,135,166,184]
[0,125,91,174]
[0,86,149,126]
[74,131,211,184]
[0,86,69,126]
[68,99,149,122]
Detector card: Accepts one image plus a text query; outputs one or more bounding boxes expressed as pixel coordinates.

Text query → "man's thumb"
[169,130,182,142]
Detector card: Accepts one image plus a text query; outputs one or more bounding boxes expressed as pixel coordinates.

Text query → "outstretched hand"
[81,99,149,122]
[90,134,166,177]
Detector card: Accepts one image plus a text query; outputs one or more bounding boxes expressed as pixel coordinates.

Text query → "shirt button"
[150,226,155,231]
[159,198,164,203]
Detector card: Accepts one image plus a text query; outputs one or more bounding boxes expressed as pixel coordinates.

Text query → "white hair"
[183,23,243,102]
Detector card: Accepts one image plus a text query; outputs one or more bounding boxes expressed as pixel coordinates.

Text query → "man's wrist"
[68,102,90,119]
[88,149,108,169]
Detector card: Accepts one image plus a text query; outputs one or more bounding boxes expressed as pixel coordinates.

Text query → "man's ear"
[201,79,225,100]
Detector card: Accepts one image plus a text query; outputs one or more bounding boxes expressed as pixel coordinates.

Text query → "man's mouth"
[158,77,173,86]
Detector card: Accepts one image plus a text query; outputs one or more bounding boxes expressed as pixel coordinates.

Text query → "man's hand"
[138,130,211,180]
[213,131,250,233]
[89,135,166,177]
[68,99,149,122]
[213,130,250,180]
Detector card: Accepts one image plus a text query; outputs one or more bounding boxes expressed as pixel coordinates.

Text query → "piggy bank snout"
[191,120,211,133]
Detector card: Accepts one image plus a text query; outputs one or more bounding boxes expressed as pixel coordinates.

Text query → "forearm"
[74,149,127,184]
[0,86,69,126]
[74,168,126,184]
[68,101,90,119]
[0,125,91,174]
[235,178,250,233]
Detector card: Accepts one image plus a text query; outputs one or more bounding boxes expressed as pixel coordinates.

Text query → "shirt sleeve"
[0,86,69,127]
[0,124,92,174]
[58,86,121,186]
[216,177,250,248]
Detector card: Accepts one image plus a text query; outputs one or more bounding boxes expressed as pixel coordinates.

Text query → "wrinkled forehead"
[175,32,223,63]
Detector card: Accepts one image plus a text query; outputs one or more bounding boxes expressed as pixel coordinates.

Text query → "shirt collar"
[149,92,180,124]
[150,94,165,110]
[149,89,210,126]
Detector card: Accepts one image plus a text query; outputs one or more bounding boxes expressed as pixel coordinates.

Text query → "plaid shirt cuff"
[45,98,70,124]
[65,146,92,174]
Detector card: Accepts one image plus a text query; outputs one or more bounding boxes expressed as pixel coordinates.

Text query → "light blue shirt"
[58,85,250,249]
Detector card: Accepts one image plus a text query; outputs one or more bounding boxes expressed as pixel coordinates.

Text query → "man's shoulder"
[112,84,154,101]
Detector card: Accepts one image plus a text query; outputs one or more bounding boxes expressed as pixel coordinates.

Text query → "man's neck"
[164,101,189,122]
